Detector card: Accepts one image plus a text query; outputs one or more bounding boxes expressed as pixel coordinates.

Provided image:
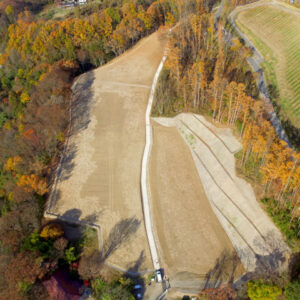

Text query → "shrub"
[53,237,68,254]
[78,250,102,280]
[261,198,300,242]
[91,277,135,300]
[64,246,78,265]
[236,119,243,132]
[0,112,7,128]
[285,280,300,300]
[81,227,98,256]
[17,280,32,296]
[247,280,282,300]
[1,201,10,216]
[22,232,54,257]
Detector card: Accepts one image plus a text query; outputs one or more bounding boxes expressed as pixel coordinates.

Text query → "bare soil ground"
[52,31,167,271]
[149,121,244,279]
[152,114,290,278]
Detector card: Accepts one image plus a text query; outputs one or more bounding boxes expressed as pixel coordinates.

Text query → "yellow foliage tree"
[5,156,22,171]
[17,174,48,195]
[57,131,65,143]
[3,121,12,130]
[40,223,64,239]
[20,91,30,104]
[5,5,14,18]
[18,123,24,134]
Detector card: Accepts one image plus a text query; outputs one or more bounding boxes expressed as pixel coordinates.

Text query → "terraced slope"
[149,121,242,282]
[236,3,300,127]
[153,114,290,275]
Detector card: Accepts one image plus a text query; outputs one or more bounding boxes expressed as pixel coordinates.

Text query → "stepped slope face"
[149,119,244,281]
[153,113,290,275]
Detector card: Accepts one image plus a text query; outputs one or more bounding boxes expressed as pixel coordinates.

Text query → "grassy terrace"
[235,4,300,128]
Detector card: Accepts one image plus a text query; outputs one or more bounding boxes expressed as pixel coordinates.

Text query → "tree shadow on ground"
[204,229,290,290]
[234,230,290,290]
[103,218,141,261]
[251,230,288,277]
[77,219,146,289]
[49,210,141,266]
[126,250,146,274]
[57,70,96,183]
[43,208,102,241]
[57,144,77,182]
[47,208,102,241]
[71,71,96,136]
[264,83,299,150]
[125,251,147,299]
[61,208,101,226]
[282,118,300,151]
[204,250,241,289]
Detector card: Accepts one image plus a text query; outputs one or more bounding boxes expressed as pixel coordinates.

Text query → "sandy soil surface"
[153,114,290,276]
[51,32,167,271]
[149,121,244,280]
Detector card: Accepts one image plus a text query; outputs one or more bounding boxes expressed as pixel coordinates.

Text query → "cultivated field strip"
[236,4,300,126]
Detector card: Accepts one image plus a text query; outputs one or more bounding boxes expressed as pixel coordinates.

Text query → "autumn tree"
[40,223,64,240]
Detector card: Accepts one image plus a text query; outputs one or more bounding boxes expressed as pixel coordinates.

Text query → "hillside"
[0,0,299,299]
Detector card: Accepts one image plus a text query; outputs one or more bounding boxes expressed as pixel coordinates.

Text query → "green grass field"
[236,4,300,127]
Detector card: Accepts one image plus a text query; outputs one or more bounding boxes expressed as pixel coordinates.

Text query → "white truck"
[156,270,162,283]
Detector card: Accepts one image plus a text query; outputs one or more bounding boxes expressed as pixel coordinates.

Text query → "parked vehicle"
[156,270,162,283]
[134,284,142,290]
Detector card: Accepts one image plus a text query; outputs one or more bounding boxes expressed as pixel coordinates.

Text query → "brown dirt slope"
[52,32,167,271]
[149,121,244,278]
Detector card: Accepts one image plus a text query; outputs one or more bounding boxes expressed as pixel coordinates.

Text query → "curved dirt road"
[51,32,167,271]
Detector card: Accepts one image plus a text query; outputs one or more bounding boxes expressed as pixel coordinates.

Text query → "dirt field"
[151,113,290,279]
[52,32,167,271]
[149,121,244,279]
[236,2,300,127]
